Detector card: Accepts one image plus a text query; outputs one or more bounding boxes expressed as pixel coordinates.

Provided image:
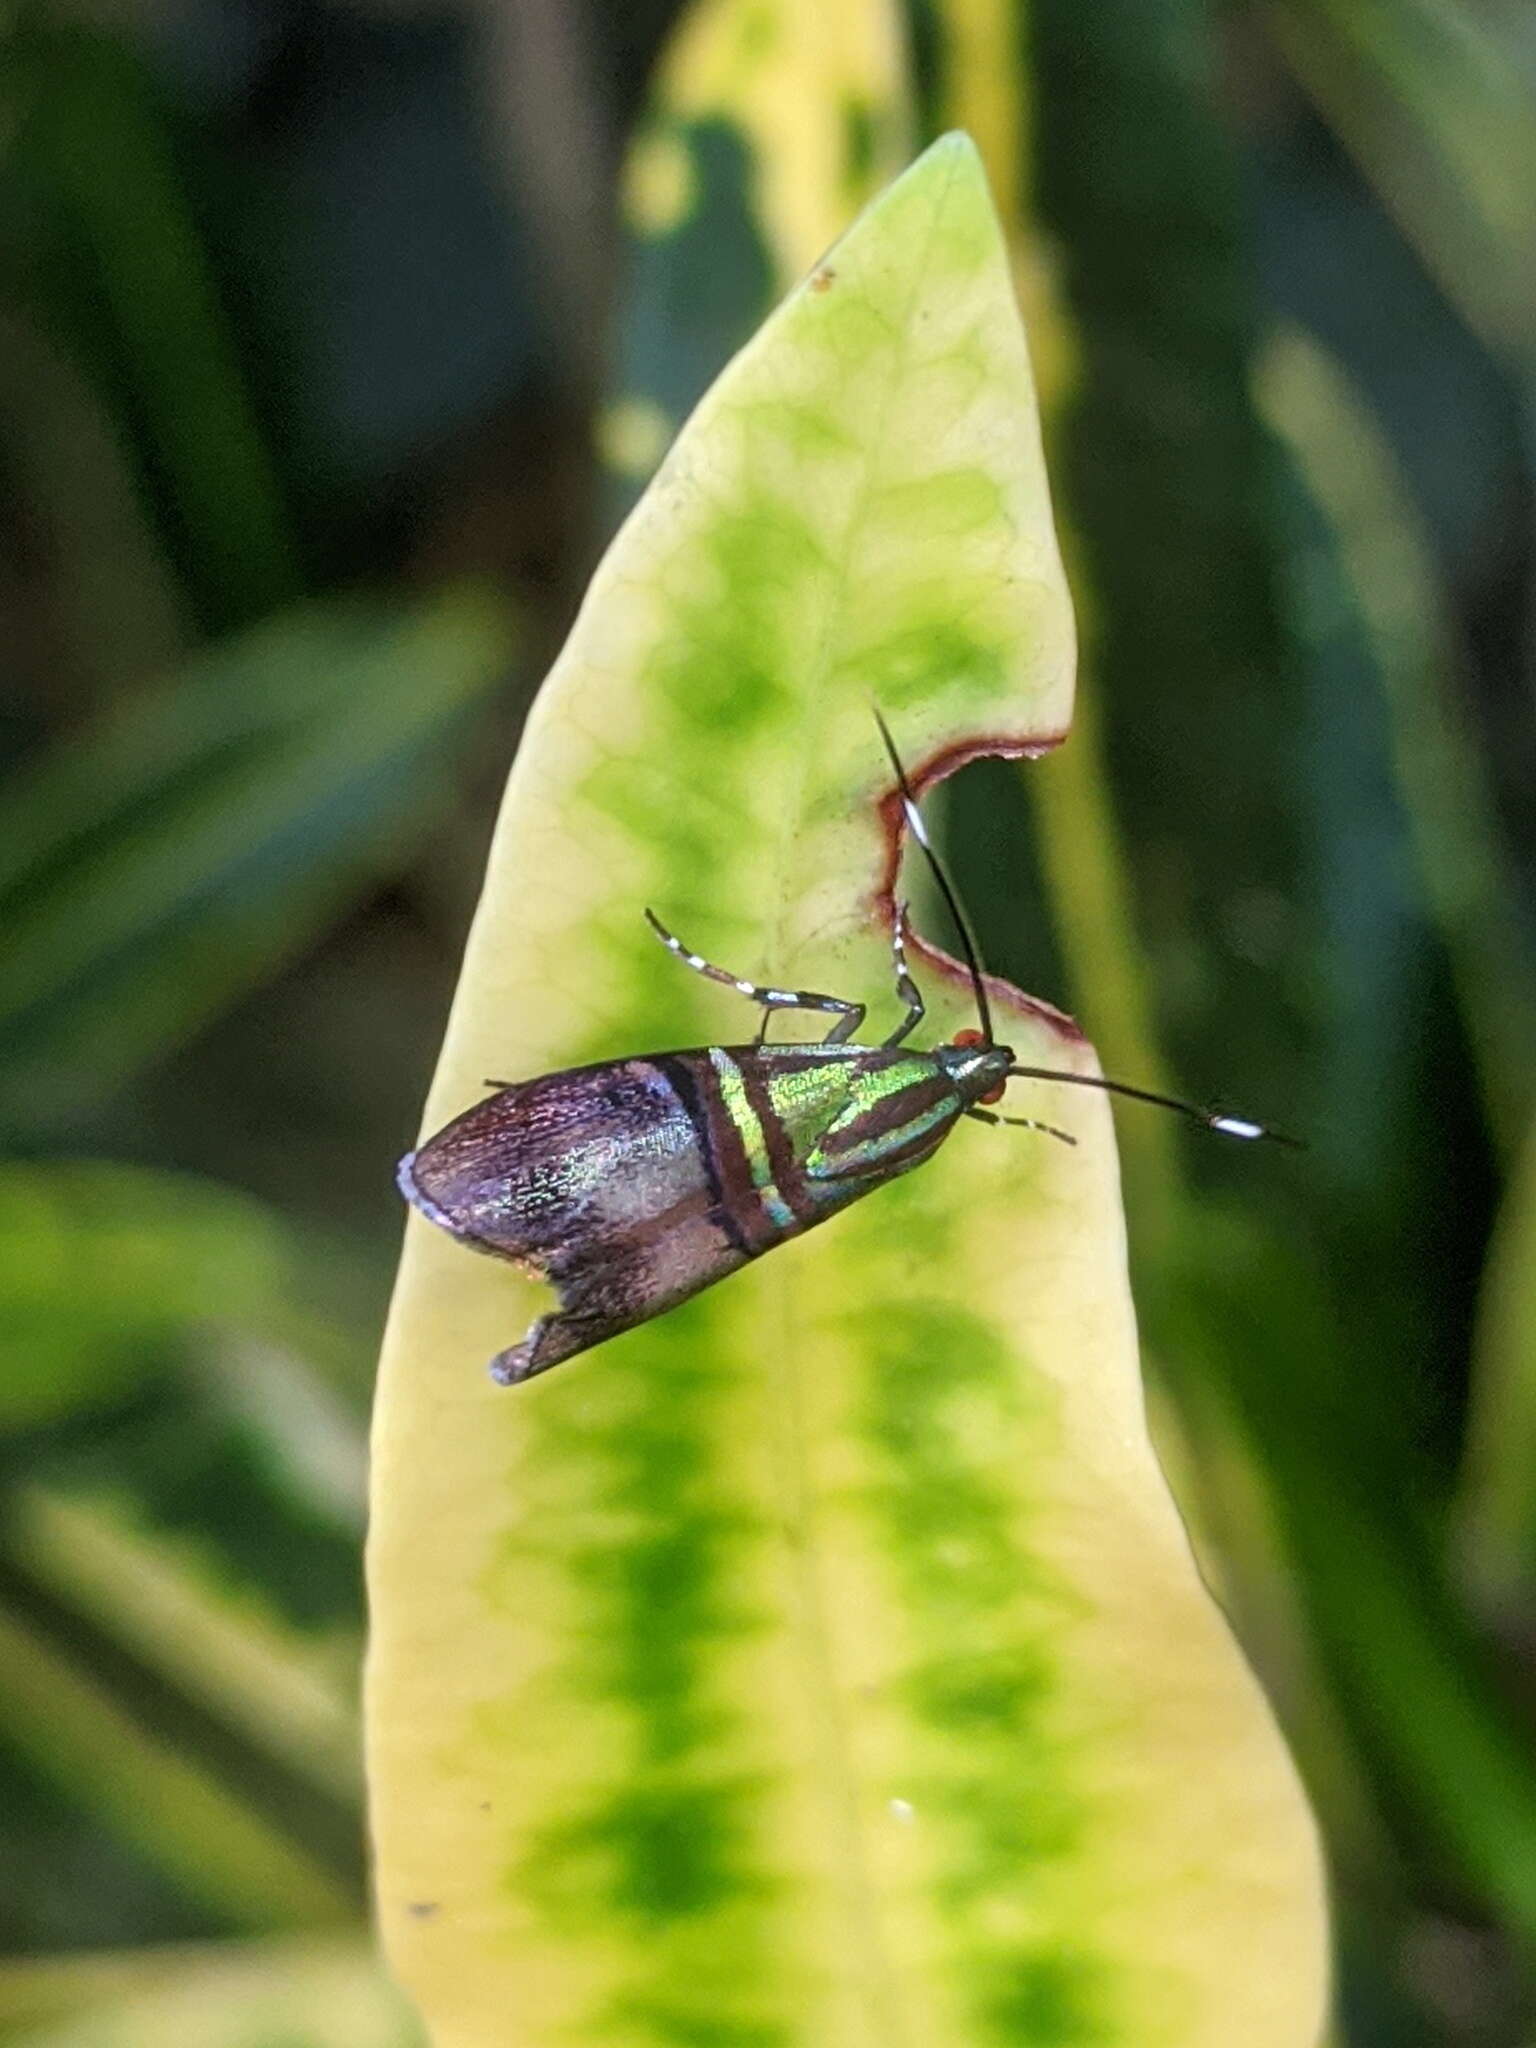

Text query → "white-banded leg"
[644,909,866,1044]
[966,1105,1077,1147]
[883,899,925,1047]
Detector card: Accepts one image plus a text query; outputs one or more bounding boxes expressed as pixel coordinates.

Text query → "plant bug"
[398,714,1293,1384]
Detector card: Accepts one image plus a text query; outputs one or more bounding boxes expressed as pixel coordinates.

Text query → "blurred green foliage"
[0,1,1533,2044]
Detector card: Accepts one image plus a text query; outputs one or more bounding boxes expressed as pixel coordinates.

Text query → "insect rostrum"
[398,718,1287,1385]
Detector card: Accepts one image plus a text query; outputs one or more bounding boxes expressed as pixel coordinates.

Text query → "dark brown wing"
[398,1057,717,1265]
[399,1054,766,1382]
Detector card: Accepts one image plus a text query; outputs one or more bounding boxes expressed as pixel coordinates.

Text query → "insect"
[398,715,1291,1385]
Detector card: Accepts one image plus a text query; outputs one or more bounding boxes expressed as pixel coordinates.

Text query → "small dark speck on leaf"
[810,267,836,293]
[406,1900,440,1919]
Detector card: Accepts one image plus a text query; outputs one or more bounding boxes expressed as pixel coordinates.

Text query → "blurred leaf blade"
[10,1481,361,1803]
[0,1159,292,1427]
[1160,1206,1536,1951]
[1459,1117,1536,1609]
[0,1597,357,1932]
[1258,327,1535,1154]
[0,586,514,1133]
[599,0,911,509]
[1255,336,1536,1896]
[8,18,301,627]
[922,0,1182,1235]
[1029,0,1318,1163]
[1269,0,1536,362]
[369,134,1325,2048]
[0,1937,419,2048]
[649,0,912,280]
[0,311,190,701]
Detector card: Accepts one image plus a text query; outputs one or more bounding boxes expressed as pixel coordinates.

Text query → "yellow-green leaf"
[1257,327,1535,1155]
[368,136,1326,2048]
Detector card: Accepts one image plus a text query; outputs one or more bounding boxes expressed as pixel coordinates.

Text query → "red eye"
[951,1028,1005,1105]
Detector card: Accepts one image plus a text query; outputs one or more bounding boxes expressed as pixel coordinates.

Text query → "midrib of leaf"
[746,141,975,2048]
[763,1322,911,2048]
[508,138,1061,2045]
[752,140,1079,2048]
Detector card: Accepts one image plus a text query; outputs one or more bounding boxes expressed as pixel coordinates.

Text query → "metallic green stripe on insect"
[708,1047,797,1229]
[808,1095,957,1177]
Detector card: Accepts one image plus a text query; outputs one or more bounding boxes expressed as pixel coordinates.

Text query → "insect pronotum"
[398,715,1293,1384]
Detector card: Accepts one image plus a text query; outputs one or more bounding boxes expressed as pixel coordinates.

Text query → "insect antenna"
[874,707,994,1046]
[871,713,1294,1148]
[1005,1064,1301,1147]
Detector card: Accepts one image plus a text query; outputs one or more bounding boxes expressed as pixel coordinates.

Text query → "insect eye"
[949,1027,1006,1106]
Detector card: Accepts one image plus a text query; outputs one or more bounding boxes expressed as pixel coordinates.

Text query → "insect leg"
[966,1105,1077,1147]
[883,899,926,1046]
[644,908,865,1044]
